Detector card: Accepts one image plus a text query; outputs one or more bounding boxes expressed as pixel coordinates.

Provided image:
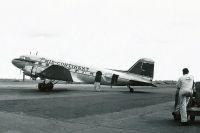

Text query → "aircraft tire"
[47,82,54,91]
[38,83,46,91]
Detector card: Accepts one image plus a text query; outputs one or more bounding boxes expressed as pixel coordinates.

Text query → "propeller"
[30,51,38,56]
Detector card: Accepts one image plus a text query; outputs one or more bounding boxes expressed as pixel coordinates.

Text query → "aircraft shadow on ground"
[121,90,153,94]
[0,87,154,94]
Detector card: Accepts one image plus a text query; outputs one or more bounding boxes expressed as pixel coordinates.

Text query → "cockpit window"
[19,56,36,63]
[25,57,31,60]
[20,56,26,60]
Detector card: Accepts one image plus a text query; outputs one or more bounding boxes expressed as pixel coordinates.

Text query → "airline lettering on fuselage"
[45,59,93,76]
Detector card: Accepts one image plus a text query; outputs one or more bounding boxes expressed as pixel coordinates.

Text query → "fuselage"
[12,55,153,86]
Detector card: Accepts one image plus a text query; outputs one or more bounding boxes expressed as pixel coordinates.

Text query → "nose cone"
[12,59,25,69]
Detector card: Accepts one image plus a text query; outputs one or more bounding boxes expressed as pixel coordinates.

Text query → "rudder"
[128,58,154,78]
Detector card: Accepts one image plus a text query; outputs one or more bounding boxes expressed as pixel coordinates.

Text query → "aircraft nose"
[12,59,24,69]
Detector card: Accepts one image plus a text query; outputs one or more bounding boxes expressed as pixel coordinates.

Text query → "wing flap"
[39,65,73,81]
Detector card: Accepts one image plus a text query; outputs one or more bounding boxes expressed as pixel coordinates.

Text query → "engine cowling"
[23,65,45,78]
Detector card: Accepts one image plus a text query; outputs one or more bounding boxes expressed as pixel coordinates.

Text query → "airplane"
[12,55,156,92]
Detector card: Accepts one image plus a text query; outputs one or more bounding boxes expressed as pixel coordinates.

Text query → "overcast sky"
[0,0,200,81]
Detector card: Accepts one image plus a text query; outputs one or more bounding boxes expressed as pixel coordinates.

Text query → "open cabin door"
[111,74,119,87]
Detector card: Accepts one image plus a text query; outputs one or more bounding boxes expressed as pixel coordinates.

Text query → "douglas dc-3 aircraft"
[12,55,156,92]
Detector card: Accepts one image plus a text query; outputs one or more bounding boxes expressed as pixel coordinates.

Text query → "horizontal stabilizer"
[40,65,73,81]
[129,80,157,87]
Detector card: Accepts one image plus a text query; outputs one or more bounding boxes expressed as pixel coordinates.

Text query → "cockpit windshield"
[19,56,26,60]
[19,56,36,63]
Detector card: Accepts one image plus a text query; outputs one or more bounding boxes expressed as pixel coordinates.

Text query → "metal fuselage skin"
[12,55,153,86]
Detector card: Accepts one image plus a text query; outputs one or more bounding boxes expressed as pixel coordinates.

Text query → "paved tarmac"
[0,81,199,133]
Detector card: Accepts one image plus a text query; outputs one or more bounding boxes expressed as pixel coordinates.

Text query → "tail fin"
[128,58,154,78]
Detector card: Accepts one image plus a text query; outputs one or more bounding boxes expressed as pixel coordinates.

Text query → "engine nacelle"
[23,65,45,78]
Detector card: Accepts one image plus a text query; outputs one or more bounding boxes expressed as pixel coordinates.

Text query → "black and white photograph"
[0,0,200,132]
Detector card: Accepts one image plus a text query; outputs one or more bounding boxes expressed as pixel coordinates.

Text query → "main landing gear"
[127,85,134,93]
[38,81,54,91]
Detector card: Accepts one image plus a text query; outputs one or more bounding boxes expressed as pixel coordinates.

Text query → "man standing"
[176,68,194,126]
[94,71,102,91]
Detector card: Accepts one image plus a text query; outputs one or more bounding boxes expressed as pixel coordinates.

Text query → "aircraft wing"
[39,65,73,82]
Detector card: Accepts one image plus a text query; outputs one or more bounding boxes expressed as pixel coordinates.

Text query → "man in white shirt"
[176,68,194,126]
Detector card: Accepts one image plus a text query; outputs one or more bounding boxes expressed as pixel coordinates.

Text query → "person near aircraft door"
[94,71,102,91]
[111,74,115,88]
[111,74,119,88]
[176,68,194,126]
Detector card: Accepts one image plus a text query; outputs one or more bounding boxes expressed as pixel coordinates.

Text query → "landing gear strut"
[127,85,134,93]
[38,81,54,91]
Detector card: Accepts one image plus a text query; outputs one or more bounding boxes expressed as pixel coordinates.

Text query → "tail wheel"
[127,85,134,93]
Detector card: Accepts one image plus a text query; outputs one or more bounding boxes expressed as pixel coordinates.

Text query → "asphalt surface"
[0,81,199,133]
